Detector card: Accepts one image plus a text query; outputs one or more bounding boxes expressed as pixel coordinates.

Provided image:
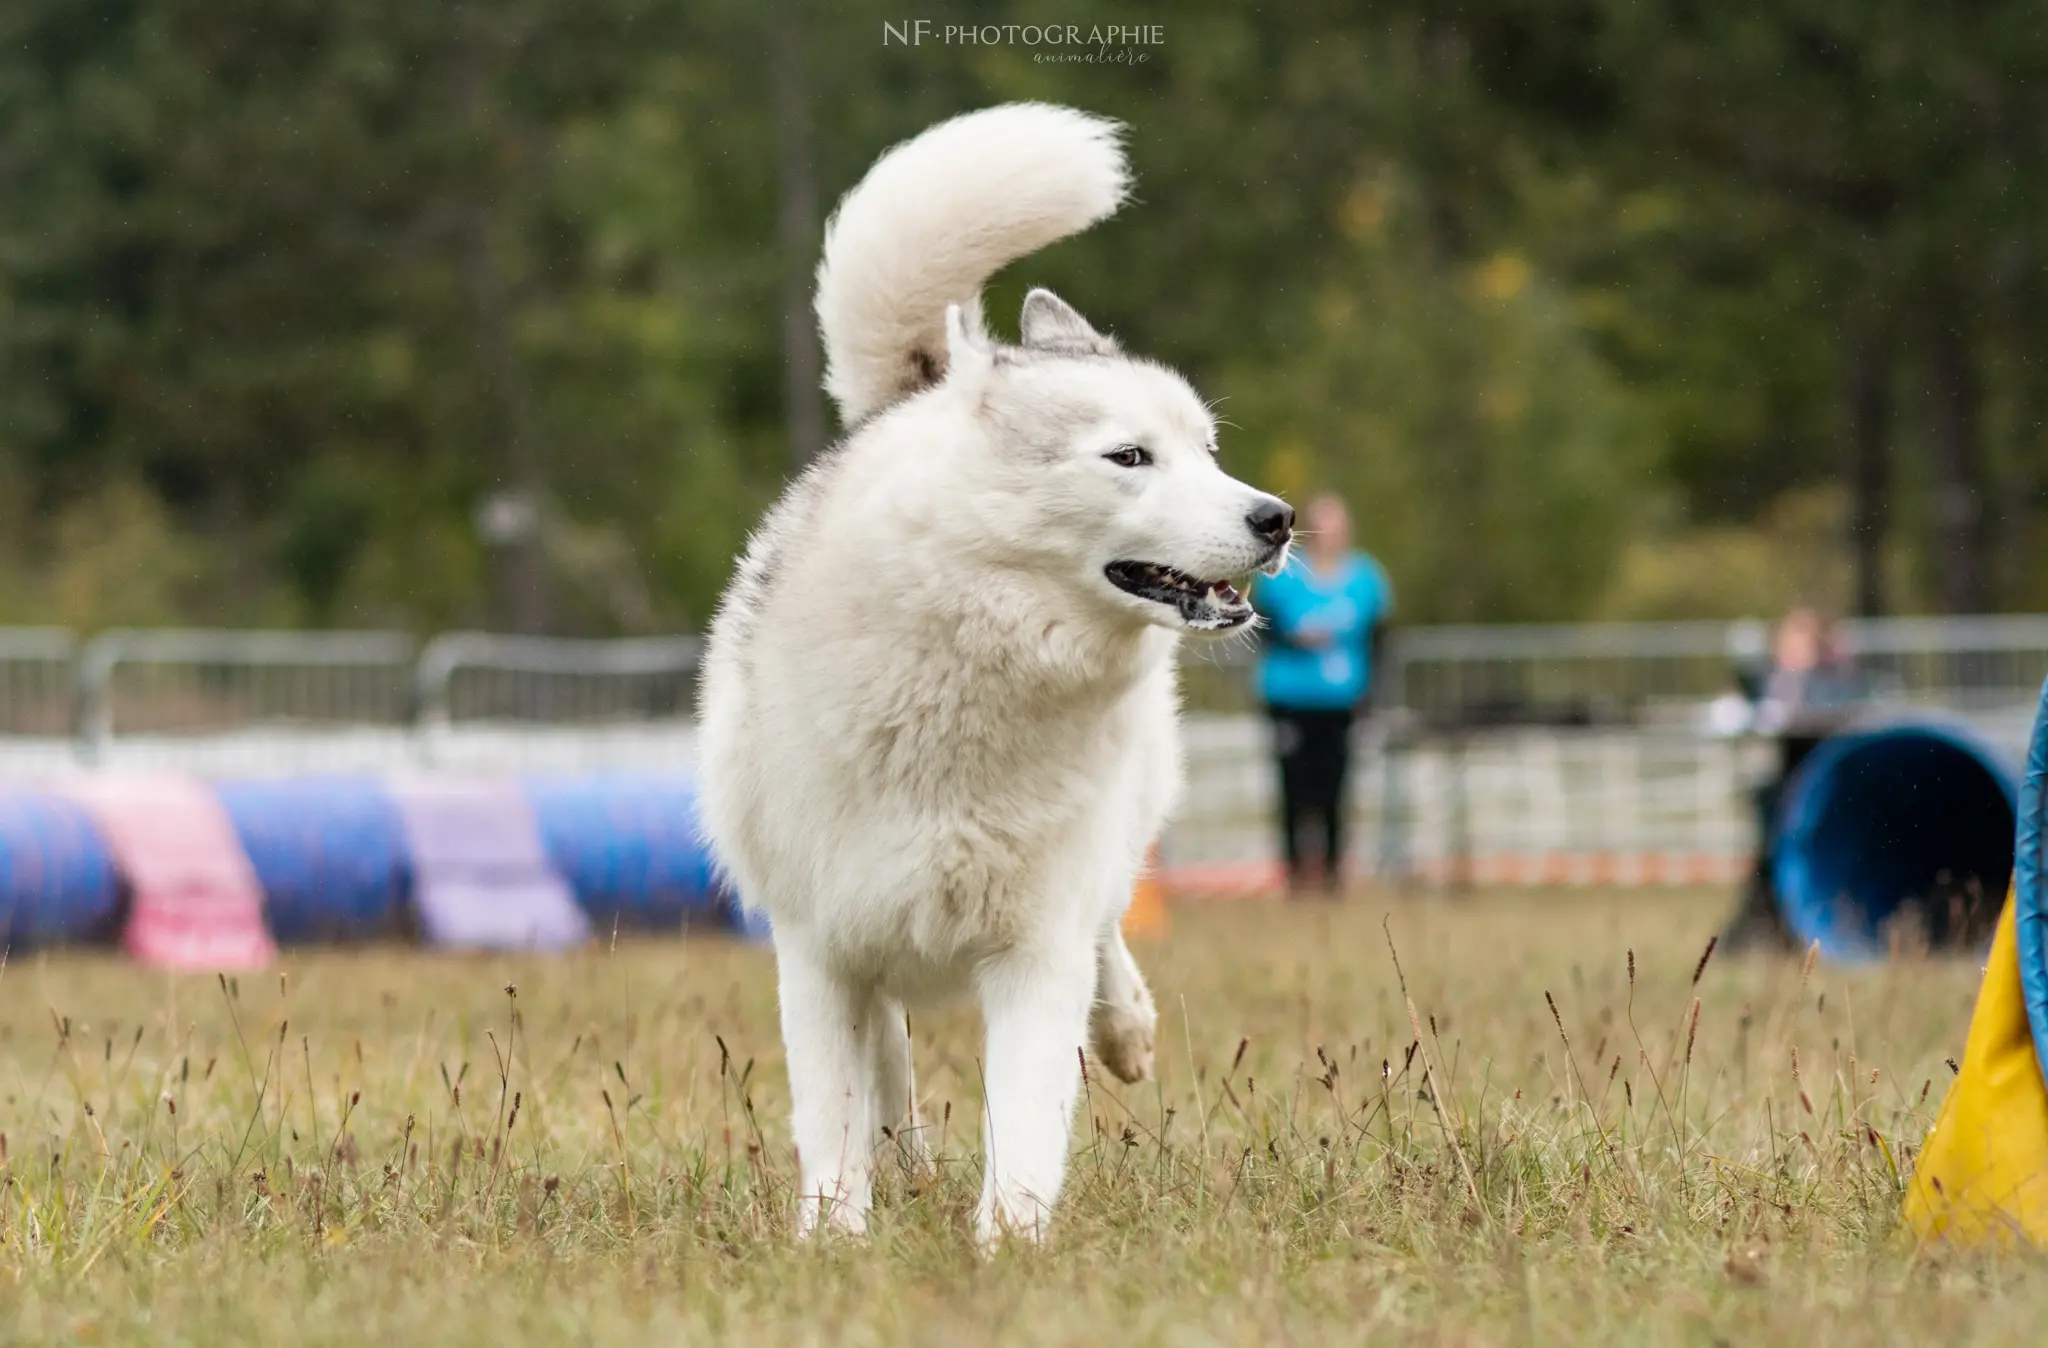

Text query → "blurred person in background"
[1721,605,1869,950]
[1253,494,1393,898]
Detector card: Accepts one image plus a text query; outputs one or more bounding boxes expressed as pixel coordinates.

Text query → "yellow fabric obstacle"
[1903,889,2048,1248]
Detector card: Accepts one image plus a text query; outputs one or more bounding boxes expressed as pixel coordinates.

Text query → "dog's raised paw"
[1089,1004,1156,1084]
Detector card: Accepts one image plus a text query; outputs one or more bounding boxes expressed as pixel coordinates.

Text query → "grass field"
[1,888,2040,1345]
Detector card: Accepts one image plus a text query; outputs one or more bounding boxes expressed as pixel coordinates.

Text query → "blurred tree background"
[0,0,2042,633]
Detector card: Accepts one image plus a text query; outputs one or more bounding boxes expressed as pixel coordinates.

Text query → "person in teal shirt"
[1253,494,1393,897]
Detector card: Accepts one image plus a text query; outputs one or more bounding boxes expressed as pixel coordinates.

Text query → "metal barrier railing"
[2,617,2045,881]
[74,628,418,764]
[1390,621,1761,727]
[416,633,701,726]
[1164,714,1771,885]
[1370,616,2048,884]
[1837,615,2048,711]
[1386,615,2048,727]
[18,614,2048,748]
[0,628,74,737]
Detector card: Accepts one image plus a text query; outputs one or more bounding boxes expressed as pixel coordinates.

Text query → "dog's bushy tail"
[814,103,1128,426]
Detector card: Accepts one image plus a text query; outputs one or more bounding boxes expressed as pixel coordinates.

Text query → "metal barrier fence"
[1166,700,2043,889]
[18,615,2045,737]
[0,628,73,736]
[0,626,706,777]
[1837,615,2048,712]
[1388,615,2048,727]
[0,628,77,777]
[1391,621,1760,727]
[73,629,417,772]
[1171,614,2048,885]
[2,617,2045,883]
[415,633,703,774]
[1164,716,1769,886]
[417,633,700,726]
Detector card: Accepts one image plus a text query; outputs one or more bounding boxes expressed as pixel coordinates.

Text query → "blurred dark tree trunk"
[455,6,549,634]
[1844,319,1890,618]
[772,18,825,470]
[1928,304,1988,614]
[462,206,550,635]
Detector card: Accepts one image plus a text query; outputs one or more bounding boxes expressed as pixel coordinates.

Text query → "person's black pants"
[1268,705,1355,893]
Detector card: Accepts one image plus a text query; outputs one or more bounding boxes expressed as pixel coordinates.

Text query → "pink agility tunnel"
[61,773,276,970]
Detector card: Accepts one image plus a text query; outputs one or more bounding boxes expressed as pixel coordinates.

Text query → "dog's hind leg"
[777,946,875,1236]
[973,944,1096,1248]
[862,993,928,1175]
[1089,922,1158,1084]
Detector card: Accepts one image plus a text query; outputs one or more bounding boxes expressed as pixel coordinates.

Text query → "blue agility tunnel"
[215,777,410,942]
[0,792,121,948]
[1774,716,2020,960]
[523,773,728,931]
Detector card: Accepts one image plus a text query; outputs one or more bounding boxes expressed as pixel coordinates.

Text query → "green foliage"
[1237,206,1650,622]
[0,1,2042,629]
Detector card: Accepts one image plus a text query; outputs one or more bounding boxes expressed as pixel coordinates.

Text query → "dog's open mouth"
[1104,561,1255,631]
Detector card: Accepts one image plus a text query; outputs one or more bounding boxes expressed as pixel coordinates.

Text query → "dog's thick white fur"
[697,103,1292,1248]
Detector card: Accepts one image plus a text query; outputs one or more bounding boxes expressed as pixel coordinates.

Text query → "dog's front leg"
[974,944,1095,1248]
[776,945,874,1236]
[1089,922,1157,1084]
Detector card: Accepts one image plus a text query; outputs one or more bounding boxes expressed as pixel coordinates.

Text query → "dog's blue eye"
[1105,445,1152,468]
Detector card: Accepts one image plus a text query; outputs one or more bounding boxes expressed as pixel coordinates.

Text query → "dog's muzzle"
[1104,560,1256,631]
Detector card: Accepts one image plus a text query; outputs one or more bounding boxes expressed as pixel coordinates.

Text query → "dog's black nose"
[1246,499,1294,545]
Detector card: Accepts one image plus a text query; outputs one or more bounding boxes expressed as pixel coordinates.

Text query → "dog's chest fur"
[781,601,1177,971]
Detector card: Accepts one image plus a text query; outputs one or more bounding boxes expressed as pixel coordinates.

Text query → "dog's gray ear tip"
[1019,289,1114,353]
[1018,287,1072,319]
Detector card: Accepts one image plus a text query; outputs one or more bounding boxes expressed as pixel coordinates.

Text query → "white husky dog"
[696,103,1293,1247]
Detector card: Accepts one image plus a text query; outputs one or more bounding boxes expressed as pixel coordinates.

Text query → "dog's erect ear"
[1019,288,1118,356]
[944,302,993,390]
